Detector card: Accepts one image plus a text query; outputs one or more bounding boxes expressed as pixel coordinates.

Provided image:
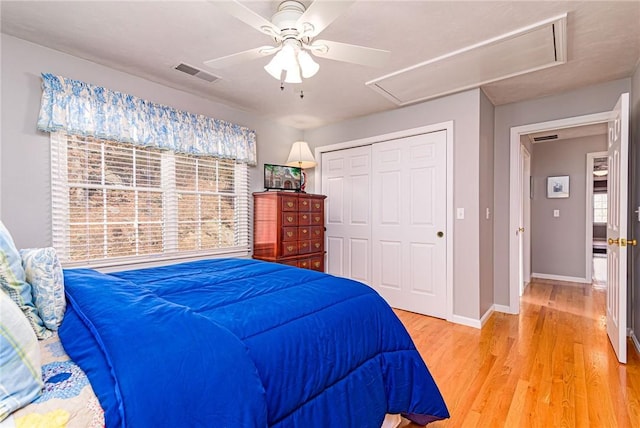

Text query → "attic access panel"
[367,14,567,106]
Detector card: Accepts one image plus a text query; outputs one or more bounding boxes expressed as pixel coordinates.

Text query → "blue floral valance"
[37,73,257,165]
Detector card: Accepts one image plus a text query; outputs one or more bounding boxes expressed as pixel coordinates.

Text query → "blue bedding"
[59,258,448,427]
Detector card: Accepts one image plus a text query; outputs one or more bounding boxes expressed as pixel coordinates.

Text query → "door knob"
[621,238,637,247]
[608,238,619,246]
[437,231,444,238]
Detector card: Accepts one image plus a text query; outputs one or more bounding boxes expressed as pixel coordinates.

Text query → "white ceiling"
[2,0,639,130]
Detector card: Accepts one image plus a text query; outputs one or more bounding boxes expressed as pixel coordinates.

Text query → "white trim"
[509,111,612,314]
[630,330,640,355]
[493,304,514,314]
[585,151,608,287]
[314,121,455,323]
[452,314,482,329]
[479,306,494,327]
[531,272,591,284]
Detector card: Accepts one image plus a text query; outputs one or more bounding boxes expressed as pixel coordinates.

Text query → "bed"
[54,258,448,427]
[0,333,104,428]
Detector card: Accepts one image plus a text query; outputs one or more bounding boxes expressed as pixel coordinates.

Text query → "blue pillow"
[0,221,50,339]
[20,248,66,331]
[0,291,43,421]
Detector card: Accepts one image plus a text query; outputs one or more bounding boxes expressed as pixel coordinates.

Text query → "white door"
[322,146,372,284]
[371,131,447,318]
[606,93,629,364]
[521,146,532,293]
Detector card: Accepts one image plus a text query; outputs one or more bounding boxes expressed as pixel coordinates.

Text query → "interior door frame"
[509,112,612,313]
[314,121,454,322]
[585,151,608,285]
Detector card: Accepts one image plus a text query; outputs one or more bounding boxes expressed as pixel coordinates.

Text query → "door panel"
[606,92,629,364]
[322,146,372,283]
[372,131,447,318]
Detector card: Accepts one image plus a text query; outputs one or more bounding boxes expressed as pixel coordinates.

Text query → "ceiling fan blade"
[310,40,390,68]
[204,46,278,69]
[296,0,356,37]
[211,0,279,36]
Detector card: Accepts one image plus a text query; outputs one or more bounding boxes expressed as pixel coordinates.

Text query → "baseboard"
[631,330,640,355]
[451,314,482,329]
[493,304,514,314]
[531,272,590,284]
[479,306,494,327]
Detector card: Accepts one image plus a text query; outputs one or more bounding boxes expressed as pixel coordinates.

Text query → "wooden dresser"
[253,192,326,271]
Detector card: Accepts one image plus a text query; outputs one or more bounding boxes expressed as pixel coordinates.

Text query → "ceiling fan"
[204,0,390,84]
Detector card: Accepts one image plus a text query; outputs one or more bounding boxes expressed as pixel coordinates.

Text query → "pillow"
[0,291,43,421]
[0,221,50,339]
[20,248,66,331]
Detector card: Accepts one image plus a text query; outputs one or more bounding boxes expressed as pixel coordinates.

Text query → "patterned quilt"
[0,334,104,428]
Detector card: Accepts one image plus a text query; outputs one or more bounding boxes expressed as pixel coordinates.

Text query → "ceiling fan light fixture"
[264,51,285,80]
[298,50,319,78]
[284,62,302,84]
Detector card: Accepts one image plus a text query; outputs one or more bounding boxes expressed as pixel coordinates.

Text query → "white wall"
[493,78,632,306]
[304,89,483,320]
[479,90,495,316]
[530,135,607,279]
[0,35,302,248]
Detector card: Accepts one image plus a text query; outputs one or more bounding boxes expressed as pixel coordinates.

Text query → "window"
[593,193,607,224]
[51,133,250,266]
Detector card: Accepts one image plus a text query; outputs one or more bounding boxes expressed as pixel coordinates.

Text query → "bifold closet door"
[371,131,447,318]
[322,145,372,285]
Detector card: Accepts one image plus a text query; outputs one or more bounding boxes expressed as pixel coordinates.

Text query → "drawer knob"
[287,246,294,251]
[287,202,294,208]
[287,216,294,222]
[287,231,293,237]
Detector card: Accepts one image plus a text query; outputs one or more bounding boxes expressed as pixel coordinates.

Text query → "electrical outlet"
[457,208,465,220]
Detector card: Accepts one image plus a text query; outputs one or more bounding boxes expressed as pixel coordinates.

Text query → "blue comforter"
[59,258,448,427]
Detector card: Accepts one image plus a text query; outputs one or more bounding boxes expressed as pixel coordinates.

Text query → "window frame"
[51,132,251,270]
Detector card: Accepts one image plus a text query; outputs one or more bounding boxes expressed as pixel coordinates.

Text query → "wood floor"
[395,278,640,427]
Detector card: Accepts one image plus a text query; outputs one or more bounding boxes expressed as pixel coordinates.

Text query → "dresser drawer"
[311,226,323,239]
[309,255,324,272]
[298,226,311,240]
[298,240,312,254]
[282,227,298,242]
[281,242,298,256]
[281,196,298,211]
[310,213,323,225]
[298,258,311,269]
[282,212,298,226]
[299,198,311,212]
[310,199,323,212]
[298,212,311,225]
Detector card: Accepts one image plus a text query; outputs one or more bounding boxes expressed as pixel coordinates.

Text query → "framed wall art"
[547,175,569,198]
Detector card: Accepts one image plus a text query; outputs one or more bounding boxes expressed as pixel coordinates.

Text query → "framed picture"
[547,175,569,198]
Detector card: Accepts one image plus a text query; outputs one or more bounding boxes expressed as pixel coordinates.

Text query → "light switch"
[457,208,465,220]
[553,209,560,217]
[486,208,491,220]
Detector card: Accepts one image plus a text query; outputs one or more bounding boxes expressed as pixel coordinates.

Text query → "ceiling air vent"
[174,63,220,83]
[533,134,559,142]
[366,13,567,106]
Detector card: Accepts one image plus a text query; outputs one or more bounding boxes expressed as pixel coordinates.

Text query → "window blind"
[51,132,250,267]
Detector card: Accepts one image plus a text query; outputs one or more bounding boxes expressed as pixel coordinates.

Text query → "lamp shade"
[286,141,316,169]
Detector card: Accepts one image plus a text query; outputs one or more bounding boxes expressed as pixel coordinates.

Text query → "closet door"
[321,146,372,284]
[372,131,447,318]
